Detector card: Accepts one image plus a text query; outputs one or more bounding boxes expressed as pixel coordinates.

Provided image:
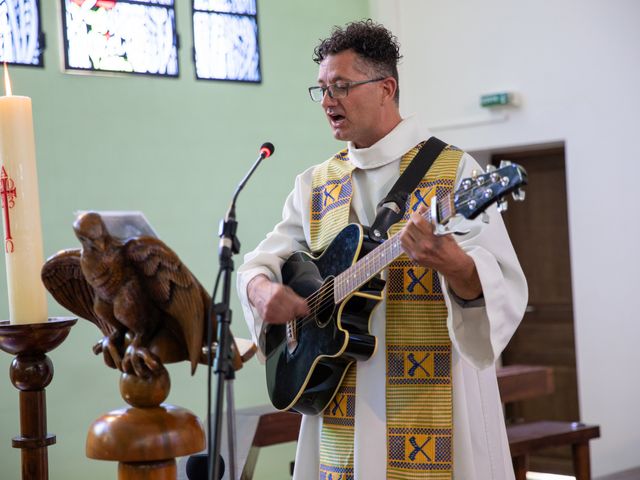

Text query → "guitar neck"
[333,193,455,303]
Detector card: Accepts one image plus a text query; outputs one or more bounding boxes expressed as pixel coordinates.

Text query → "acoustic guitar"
[264,162,527,415]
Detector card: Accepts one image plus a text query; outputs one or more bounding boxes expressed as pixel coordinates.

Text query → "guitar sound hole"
[310,277,335,328]
[313,297,335,328]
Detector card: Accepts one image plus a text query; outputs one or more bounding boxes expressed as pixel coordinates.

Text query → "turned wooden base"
[86,366,205,480]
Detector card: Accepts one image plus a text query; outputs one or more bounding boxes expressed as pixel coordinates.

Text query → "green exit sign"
[480,92,514,108]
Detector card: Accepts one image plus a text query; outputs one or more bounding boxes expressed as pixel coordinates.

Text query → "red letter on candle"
[0,165,16,253]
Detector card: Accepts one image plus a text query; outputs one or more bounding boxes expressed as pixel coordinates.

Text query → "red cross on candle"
[0,165,16,253]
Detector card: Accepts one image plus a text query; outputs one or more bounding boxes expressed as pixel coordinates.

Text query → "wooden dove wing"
[124,237,207,374]
[41,249,115,336]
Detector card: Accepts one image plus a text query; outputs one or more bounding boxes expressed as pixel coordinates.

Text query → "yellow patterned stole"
[309,148,356,253]
[385,145,462,479]
[311,143,463,480]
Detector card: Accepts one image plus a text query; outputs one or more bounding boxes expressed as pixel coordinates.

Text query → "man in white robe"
[237,20,527,480]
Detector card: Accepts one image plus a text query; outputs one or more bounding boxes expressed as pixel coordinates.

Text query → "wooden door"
[492,147,580,474]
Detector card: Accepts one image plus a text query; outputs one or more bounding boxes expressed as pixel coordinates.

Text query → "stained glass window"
[193,0,261,82]
[0,0,44,66]
[61,0,179,77]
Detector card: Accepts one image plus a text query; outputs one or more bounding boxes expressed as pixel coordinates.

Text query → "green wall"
[0,1,368,478]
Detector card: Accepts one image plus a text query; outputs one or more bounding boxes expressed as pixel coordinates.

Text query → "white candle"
[0,65,48,324]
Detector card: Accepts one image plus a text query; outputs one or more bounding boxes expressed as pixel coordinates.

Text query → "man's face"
[317,50,387,149]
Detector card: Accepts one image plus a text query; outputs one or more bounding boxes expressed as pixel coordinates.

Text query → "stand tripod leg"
[226,381,237,480]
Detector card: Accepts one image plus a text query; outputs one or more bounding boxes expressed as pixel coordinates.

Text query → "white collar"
[347,116,432,170]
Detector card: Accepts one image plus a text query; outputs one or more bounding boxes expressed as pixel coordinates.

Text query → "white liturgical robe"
[237,116,528,479]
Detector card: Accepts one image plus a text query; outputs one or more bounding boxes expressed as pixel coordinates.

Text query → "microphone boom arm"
[226,142,274,221]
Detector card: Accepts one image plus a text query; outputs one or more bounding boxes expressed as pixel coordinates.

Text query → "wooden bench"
[507,420,600,480]
[498,364,554,403]
[499,365,600,479]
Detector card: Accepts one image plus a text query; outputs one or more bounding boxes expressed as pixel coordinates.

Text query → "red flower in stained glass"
[70,0,117,9]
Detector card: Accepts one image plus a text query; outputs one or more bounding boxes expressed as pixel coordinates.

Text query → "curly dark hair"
[313,19,402,102]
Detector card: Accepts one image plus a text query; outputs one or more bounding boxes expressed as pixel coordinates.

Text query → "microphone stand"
[209,144,273,480]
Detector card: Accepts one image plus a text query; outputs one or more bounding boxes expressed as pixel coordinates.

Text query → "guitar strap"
[369,136,447,243]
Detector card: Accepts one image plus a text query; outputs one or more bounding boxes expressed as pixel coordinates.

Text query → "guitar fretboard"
[333,193,455,303]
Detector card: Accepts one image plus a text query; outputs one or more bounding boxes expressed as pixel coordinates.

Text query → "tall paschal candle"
[0,66,48,324]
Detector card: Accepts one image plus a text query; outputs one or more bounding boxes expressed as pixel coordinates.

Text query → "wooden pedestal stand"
[0,317,77,480]
[86,365,205,480]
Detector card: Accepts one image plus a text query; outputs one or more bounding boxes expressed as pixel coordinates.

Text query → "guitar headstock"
[454,161,528,219]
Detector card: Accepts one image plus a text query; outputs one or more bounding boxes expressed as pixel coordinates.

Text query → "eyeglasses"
[308,77,386,102]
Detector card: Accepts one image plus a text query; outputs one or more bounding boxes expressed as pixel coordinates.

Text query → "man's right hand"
[247,274,310,324]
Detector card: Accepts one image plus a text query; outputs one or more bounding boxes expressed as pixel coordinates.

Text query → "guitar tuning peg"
[499,160,512,168]
[481,212,490,224]
[497,198,509,213]
[512,188,526,201]
[486,164,496,172]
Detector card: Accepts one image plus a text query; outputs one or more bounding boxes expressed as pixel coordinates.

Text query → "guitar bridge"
[286,320,298,354]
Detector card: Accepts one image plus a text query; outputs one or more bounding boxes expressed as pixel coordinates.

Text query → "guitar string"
[289,206,413,316]
[295,189,457,315]
[289,192,466,332]
[287,188,497,333]
[291,235,401,332]
[290,218,411,332]
[292,236,406,332]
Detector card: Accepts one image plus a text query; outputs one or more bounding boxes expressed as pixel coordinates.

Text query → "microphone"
[259,141,275,159]
[186,453,225,480]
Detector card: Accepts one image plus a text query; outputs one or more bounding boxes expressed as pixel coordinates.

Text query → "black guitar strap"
[369,136,447,243]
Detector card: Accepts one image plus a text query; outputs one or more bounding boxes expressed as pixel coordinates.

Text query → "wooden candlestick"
[0,317,77,480]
